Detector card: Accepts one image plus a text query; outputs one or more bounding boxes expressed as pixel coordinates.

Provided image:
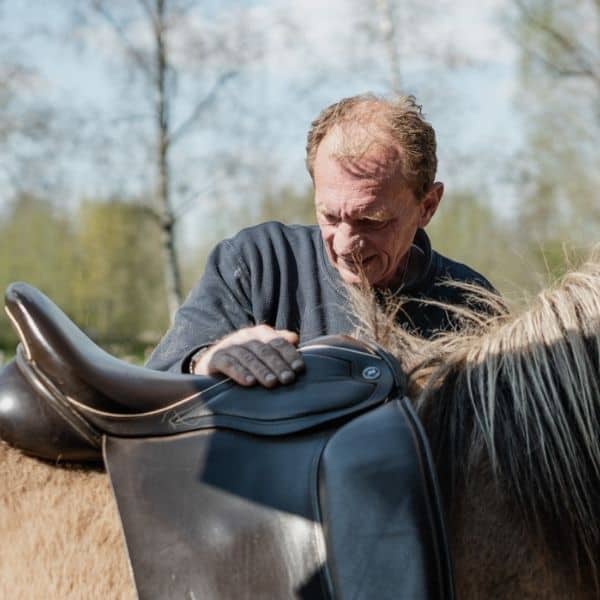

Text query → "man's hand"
[191,325,304,388]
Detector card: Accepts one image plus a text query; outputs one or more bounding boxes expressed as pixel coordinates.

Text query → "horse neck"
[416,372,599,599]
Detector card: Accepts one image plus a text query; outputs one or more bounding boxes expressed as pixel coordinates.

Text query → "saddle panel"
[0,358,101,461]
[104,429,333,600]
[319,398,455,599]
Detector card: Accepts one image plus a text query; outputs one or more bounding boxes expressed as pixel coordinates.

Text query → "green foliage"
[0,194,168,355]
[70,198,168,343]
[526,239,588,283]
[249,184,316,226]
[0,193,78,348]
[427,189,534,296]
[507,0,599,288]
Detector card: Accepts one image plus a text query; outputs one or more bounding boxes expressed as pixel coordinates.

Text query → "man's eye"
[358,219,388,229]
[322,214,339,224]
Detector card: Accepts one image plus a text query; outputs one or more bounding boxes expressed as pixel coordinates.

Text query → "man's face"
[314,134,440,288]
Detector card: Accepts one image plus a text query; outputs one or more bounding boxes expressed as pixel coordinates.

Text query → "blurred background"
[0,0,598,361]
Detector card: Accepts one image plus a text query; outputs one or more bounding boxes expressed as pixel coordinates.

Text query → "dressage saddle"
[0,282,454,600]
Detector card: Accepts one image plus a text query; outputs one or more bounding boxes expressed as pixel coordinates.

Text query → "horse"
[1,249,599,599]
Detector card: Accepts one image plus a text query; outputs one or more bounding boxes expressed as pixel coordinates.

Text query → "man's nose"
[333,224,365,257]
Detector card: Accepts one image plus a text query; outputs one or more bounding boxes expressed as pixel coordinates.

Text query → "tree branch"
[137,0,159,32]
[91,0,153,78]
[524,44,600,87]
[173,183,215,219]
[515,0,599,83]
[169,70,236,145]
[136,203,163,224]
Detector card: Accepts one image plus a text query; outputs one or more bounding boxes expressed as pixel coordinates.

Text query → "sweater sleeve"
[145,239,255,373]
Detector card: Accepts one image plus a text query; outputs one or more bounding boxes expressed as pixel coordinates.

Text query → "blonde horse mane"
[348,247,600,579]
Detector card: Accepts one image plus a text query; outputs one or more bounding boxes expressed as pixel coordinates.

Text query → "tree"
[427,189,535,296]
[0,194,170,354]
[71,0,254,321]
[507,0,600,273]
[0,194,78,349]
[246,184,316,227]
[373,0,403,92]
[0,3,57,198]
[72,198,168,345]
[512,0,600,104]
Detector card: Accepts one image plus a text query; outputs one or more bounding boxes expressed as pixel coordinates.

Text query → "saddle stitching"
[301,344,382,360]
[4,306,32,360]
[63,377,231,420]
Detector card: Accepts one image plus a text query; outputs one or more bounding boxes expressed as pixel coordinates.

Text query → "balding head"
[306,94,437,200]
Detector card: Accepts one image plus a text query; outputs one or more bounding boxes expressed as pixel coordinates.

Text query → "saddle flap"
[104,428,332,599]
[104,397,454,600]
[318,397,454,599]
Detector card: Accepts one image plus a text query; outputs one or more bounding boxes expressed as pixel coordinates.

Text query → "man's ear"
[418,182,444,228]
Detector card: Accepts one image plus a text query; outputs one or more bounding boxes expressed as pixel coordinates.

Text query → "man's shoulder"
[222,222,321,262]
[430,248,496,292]
[227,221,319,247]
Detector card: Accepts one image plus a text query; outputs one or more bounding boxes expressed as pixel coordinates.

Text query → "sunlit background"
[0,0,598,359]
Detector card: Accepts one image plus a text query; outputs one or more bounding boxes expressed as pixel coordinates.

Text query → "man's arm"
[145,238,304,385]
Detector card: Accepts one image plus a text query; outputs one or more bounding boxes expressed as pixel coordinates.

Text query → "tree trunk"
[154,0,183,322]
[376,0,402,92]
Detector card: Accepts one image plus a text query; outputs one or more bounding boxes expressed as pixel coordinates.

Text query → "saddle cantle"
[0,282,455,600]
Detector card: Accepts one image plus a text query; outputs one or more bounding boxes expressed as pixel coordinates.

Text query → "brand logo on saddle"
[362,366,381,380]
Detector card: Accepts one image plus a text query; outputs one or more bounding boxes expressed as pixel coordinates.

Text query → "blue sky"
[3,0,523,239]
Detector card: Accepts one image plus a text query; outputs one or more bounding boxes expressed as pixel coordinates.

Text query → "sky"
[2,0,523,241]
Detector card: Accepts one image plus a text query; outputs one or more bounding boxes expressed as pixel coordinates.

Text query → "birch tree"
[74,0,259,320]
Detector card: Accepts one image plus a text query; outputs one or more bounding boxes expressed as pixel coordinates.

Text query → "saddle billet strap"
[104,397,455,600]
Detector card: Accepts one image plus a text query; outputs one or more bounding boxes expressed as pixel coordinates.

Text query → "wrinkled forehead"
[317,123,405,183]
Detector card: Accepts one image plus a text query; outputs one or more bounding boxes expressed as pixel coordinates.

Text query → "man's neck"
[386,239,428,292]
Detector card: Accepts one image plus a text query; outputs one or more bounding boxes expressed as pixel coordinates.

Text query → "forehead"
[314,129,409,216]
[318,123,402,170]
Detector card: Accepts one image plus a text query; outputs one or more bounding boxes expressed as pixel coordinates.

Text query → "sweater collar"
[398,228,434,294]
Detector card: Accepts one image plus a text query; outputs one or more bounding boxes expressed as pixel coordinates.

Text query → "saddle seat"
[4,282,220,413]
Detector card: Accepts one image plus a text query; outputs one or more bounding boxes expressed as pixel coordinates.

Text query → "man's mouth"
[338,255,375,269]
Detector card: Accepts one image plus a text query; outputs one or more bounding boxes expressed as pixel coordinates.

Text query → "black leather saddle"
[0,282,454,600]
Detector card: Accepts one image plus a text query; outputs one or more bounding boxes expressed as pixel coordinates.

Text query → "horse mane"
[348,248,600,579]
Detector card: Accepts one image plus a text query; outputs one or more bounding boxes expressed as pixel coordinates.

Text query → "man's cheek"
[324,234,335,252]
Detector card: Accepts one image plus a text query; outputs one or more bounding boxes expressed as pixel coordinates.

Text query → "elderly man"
[147,94,494,386]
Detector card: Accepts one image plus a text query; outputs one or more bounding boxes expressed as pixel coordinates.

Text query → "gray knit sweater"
[146,222,495,373]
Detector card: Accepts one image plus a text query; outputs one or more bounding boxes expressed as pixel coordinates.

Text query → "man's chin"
[337,267,377,286]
